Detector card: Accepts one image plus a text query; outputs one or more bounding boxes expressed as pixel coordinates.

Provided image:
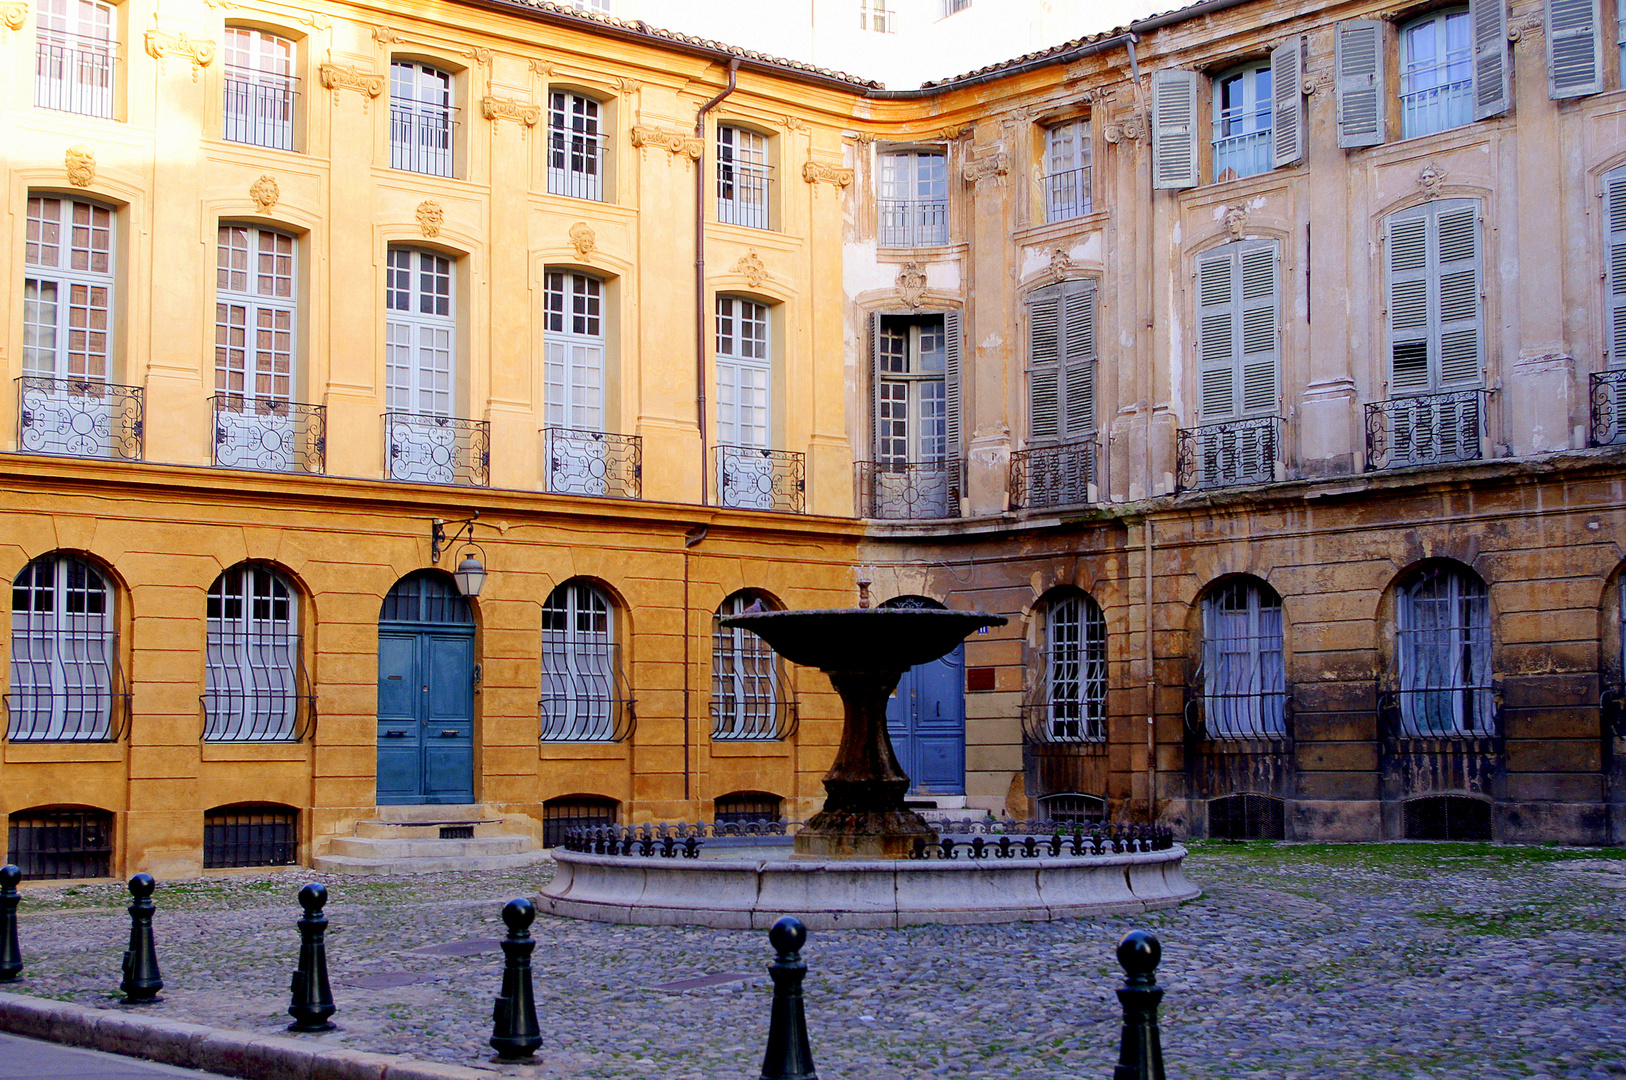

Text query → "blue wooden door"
[885,644,966,796]
[376,630,475,804]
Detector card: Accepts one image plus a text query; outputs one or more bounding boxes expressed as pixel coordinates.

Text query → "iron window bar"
[713,445,806,513]
[203,804,297,868]
[222,69,298,150]
[388,102,458,177]
[543,426,642,499]
[5,629,129,743]
[542,799,617,848]
[855,459,963,520]
[16,377,144,460]
[710,641,798,743]
[1183,679,1291,742]
[1364,389,1489,471]
[713,794,783,825]
[34,31,117,118]
[546,139,607,201]
[1037,793,1107,825]
[1207,793,1286,840]
[212,395,326,475]
[877,198,949,247]
[716,163,773,230]
[1044,165,1093,222]
[540,640,635,743]
[1376,679,1500,742]
[201,632,315,742]
[6,807,113,879]
[1010,440,1096,510]
[384,411,491,487]
[1176,416,1281,491]
[1589,369,1626,446]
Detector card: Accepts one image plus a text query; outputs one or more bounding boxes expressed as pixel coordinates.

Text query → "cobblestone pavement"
[5,842,1624,1080]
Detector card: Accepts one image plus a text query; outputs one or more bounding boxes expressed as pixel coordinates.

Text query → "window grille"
[390,61,454,177]
[1208,794,1285,840]
[541,582,633,742]
[222,28,295,150]
[717,126,771,229]
[1392,565,1493,737]
[711,593,796,741]
[1038,793,1105,825]
[548,92,604,201]
[8,555,123,742]
[1197,579,1287,739]
[714,791,782,825]
[1025,593,1106,744]
[8,807,112,879]
[203,804,297,868]
[203,565,309,741]
[381,572,472,624]
[1403,794,1491,840]
[35,0,115,117]
[542,796,616,847]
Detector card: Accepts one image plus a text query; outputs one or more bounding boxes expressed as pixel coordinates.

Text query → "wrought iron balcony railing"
[716,165,773,229]
[1365,389,1487,471]
[212,395,325,475]
[389,103,456,177]
[1011,440,1096,510]
[546,139,607,201]
[1177,416,1281,491]
[222,71,298,150]
[878,198,949,247]
[1045,165,1093,222]
[544,427,641,499]
[35,35,115,117]
[855,460,963,520]
[1376,681,1499,741]
[5,629,129,743]
[384,411,490,486]
[1183,687,1291,742]
[17,377,143,460]
[1590,369,1626,447]
[201,629,315,743]
[714,445,805,512]
[1211,129,1271,181]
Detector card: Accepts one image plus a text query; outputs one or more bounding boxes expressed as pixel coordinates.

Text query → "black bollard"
[0,864,22,982]
[488,898,542,1060]
[759,916,817,1080]
[1110,930,1165,1080]
[287,883,336,1032]
[119,873,162,1003]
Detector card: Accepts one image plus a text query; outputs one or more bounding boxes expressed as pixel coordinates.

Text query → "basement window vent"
[8,807,113,879]
[439,824,474,840]
[204,804,297,868]
[714,791,782,825]
[543,796,618,848]
[1403,795,1492,841]
[1208,793,1285,840]
[1039,793,1106,825]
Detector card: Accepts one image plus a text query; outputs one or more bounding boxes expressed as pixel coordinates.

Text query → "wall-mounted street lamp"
[431,511,488,598]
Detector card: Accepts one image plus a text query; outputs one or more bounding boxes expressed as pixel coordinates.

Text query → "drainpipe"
[694,58,741,507]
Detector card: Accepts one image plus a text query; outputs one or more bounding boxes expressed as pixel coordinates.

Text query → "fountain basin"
[540,845,1199,929]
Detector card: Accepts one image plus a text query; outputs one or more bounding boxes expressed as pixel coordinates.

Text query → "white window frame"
[715,296,771,450]
[24,195,114,382]
[34,0,115,118]
[215,225,296,405]
[1395,565,1493,737]
[385,247,455,417]
[860,0,893,32]
[1039,592,1106,742]
[1212,61,1273,182]
[875,316,947,464]
[711,593,782,740]
[8,555,115,742]
[879,150,948,246]
[204,565,300,742]
[222,27,295,151]
[540,581,617,742]
[1200,579,1287,739]
[1400,7,1475,138]
[1044,118,1092,221]
[547,91,604,201]
[544,270,605,431]
[717,125,771,229]
[389,60,454,177]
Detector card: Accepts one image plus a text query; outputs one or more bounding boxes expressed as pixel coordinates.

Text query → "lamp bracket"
[431,510,481,565]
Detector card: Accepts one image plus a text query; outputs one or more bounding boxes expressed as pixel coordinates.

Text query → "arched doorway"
[881,595,965,797]
[377,571,476,804]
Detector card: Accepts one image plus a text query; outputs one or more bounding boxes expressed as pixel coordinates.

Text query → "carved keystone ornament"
[416,200,444,239]
[65,145,96,188]
[250,175,280,213]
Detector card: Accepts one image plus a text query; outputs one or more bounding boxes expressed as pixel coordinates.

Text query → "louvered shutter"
[1471,0,1511,120]
[1198,249,1238,420]
[1239,243,1279,413]
[1061,282,1096,438]
[1605,168,1626,367]
[1335,20,1386,148]
[1435,202,1483,387]
[1028,287,1061,442]
[943,308,963,472]
[1548,0,1604,98]
[1151,69,1200,190]
[1270,39,1304,168]
[1387,210,1433,394]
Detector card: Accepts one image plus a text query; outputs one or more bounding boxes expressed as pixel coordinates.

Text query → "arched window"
[1033,591,1106,742]
[711,592,792,740]
[380,571,472,624]
[390,60,454,177]
[541,580,631,742]
[9,554,117,741]
[548,91,604,201]
[1393,564,1493,736]
[713,790,783,825]
[204,803,297,867]
[7,805,112,879]
[1199,578,1286,738]
[204,565,303,741]
[1399,8,1472,138]
[222,27,295,150]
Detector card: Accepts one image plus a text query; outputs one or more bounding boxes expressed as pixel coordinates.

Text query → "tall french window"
[548,92,603,201]
[222,28,295,150]
[35,0,114,117]
[1037,592,1106,742]
[9,556,115,742]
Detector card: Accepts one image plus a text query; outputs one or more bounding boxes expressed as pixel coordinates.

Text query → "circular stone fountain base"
[540,845,1200,929]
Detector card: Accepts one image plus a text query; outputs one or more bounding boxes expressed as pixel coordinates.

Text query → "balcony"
[1211,129,1271,182]
[544,427,641,499]
[1364,390,1487,471]
[716,164,773,230]
[212,396,325,475]
[35,33,115,118]
[547,139,606,202]
[714,445,804,512]
[1045,166,1092,222]
[1590,369,1626,446]
[17,377,143,460]
[389,103,455,177]
[1011,441,1096,510]
[878,198,949,247]
[384,412,489,486]
[223,70,297,151]
[855,460,962,520]
[1176,416,1280,491]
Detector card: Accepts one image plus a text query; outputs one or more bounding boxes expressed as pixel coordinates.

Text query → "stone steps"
[312,804,547,876]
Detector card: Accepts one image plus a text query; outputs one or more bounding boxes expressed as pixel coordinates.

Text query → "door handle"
[440,729,461,738]
[384,730,408,738]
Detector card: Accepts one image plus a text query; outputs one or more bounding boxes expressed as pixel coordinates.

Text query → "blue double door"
[377,628,475,804]
[885,645,966,797]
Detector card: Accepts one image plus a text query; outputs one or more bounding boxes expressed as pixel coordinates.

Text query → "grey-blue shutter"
[1548,0,1604,98]
[1471,0,1511,120]
[1151,69,1200,190]
[1239,243,1279,414]
[944,308,963,470]
[1028,287,1061,442]
[1434,202,1483,387]
[1605,167,1626,367]
[1197,249,1238,419]
[1335,20,1386,148]
[1387,209,1433,394]
[1061,282,1096,438]
[1270,39,1305,168]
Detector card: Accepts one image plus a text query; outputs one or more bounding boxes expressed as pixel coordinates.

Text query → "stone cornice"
[801,160,853,188]
[144,27,217,79]
[481,95,540,129]
[630,125,703,163]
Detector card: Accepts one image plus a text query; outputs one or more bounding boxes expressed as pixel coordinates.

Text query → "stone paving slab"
[1,843,1622,1080]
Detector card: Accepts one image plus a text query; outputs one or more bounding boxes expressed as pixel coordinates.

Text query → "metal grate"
[203,804,296,868]
[543,797,617,848]
[1208,793,1285,840]
[8,807,113,879]
[438,824,474,840]
[713,791,782,825]
[1403,795,1492,841]
[1039,793,1105,825]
